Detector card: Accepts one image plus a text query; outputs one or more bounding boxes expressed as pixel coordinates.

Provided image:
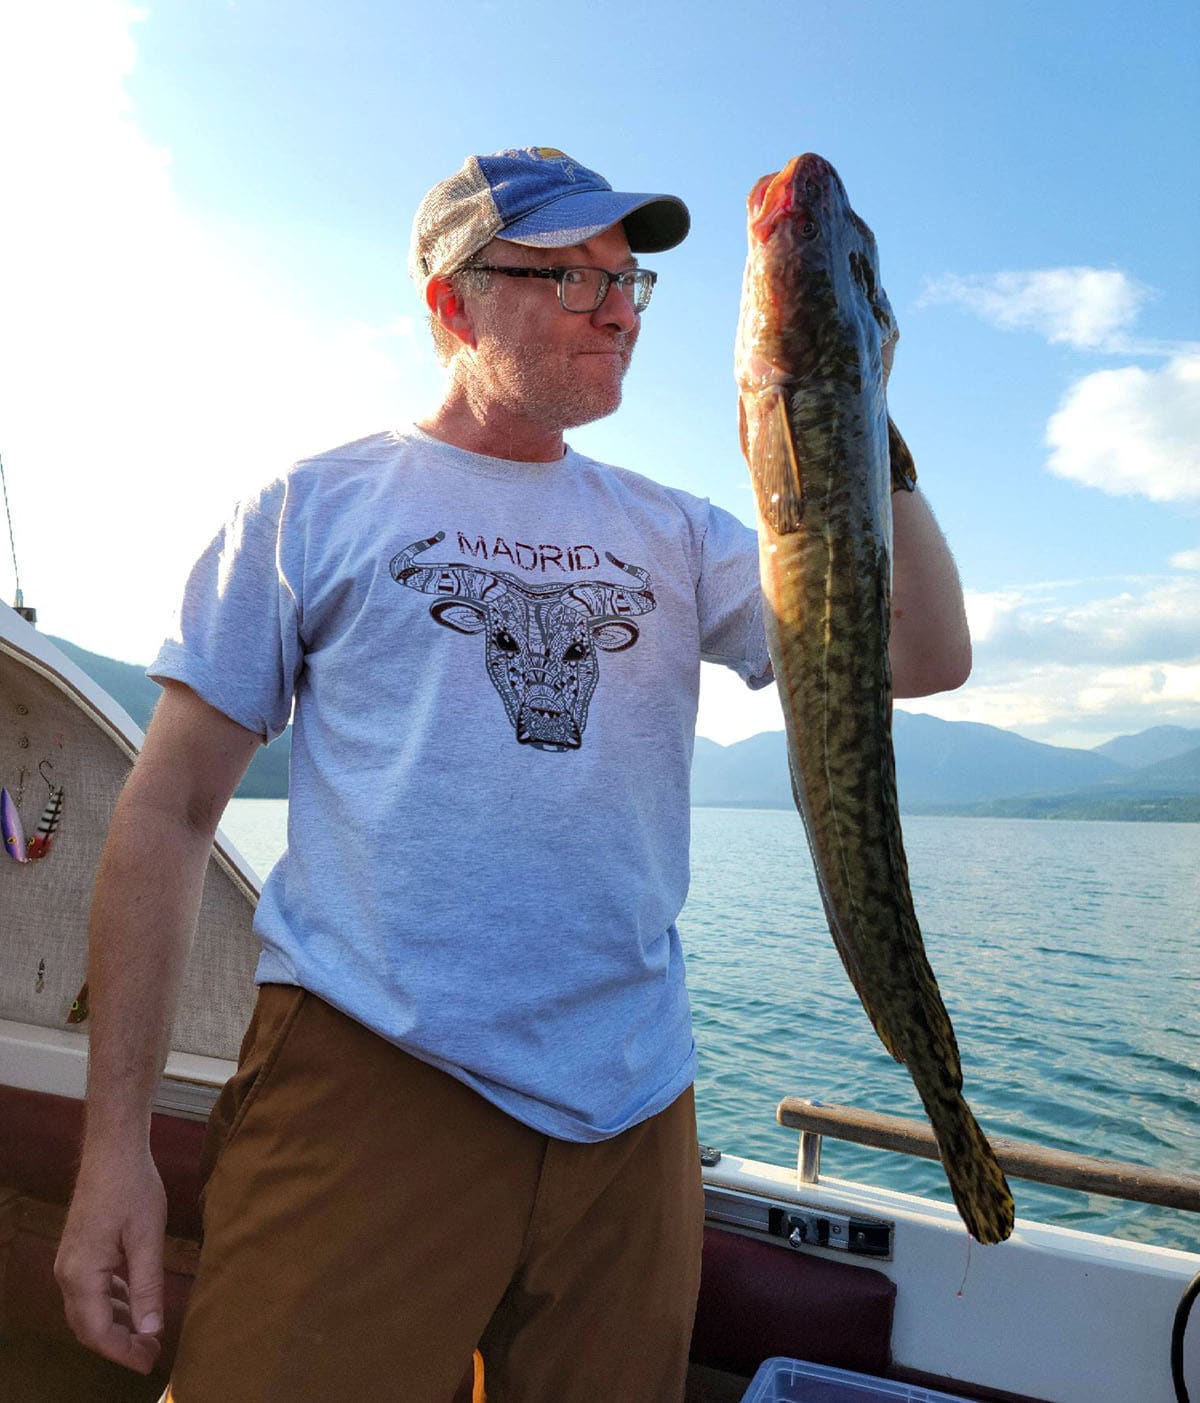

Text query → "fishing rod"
[0,449,36,625]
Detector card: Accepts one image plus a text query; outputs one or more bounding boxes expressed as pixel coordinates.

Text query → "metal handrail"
[777,1098,1200,1211]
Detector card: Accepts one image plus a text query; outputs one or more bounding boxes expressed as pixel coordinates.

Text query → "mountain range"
[48,635,1200,820]
[694,715,1200,820]
[49,635,291,800]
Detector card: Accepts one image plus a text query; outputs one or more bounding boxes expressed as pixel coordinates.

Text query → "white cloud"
[920,263,1199,505]
[962,587,1033,645]
[920,268,1150,351]
[0,2,439,665]
[919,577,1200,744]
[905,660,1200,749]
[1172,548,1200,570]
[966,577,1200,667]
[1045,353,1200,501]
[697,663,785,745]
[701,576,1200,749]
[699,571,1200,746]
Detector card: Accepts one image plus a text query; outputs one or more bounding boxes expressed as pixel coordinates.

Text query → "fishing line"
[955,1234,973,1298]
[1,450,26,608]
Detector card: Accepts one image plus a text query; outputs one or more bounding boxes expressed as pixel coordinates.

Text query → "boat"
[1,596,1197,1403]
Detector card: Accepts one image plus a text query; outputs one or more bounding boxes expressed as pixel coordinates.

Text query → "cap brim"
[498,191,690,254]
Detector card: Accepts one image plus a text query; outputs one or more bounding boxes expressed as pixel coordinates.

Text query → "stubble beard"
[467,332,634,432]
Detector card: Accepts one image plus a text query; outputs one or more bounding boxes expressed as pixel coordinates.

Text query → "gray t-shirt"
[151,427,772,1140]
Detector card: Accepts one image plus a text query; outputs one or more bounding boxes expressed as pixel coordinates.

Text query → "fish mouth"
[749,166,797,243]
[749,154,837,244]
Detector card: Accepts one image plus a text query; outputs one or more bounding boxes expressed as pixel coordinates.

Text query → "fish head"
[735,153,897,396]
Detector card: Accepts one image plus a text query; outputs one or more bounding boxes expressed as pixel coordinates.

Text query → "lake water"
[221,799,1200,1254]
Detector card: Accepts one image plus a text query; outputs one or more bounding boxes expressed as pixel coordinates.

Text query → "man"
[55,147,971,1401]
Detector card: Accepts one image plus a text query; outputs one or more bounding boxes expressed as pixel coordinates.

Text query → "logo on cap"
[535,147,577,181]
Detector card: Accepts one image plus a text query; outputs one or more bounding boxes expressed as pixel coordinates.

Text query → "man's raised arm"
[889,486,972,699]
[55,680,261,1374]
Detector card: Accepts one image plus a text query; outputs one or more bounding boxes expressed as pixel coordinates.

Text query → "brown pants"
[167,985,705,1402]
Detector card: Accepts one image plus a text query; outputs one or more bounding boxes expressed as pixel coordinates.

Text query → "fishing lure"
[1,786,28,862]
[25,785,64,861]
[67,980,89,1025]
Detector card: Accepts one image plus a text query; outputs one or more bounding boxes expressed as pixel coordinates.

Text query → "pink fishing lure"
[1,787,28,862]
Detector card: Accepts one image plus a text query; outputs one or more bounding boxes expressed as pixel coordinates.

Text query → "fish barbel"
[735,153,1014,1244]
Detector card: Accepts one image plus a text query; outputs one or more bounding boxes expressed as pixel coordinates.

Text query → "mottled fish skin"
[735,153,1013,1245]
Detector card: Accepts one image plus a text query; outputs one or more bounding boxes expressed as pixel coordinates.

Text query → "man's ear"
[425,276,477,351]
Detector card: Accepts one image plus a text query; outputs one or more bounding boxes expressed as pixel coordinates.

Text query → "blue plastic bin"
[740,1358,975,1403]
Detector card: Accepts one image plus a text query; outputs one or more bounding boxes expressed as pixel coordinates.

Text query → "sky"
[1,0,1197,750]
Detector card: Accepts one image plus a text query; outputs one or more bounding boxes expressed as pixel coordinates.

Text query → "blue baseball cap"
[409,147,690,286]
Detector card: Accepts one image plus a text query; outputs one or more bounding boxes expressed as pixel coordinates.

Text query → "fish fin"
[837,930,908,1063]
[888,416,917,493]
[2,787,28,863]
[839,939,908,1064]
[923,1088,1015,1244]
[788,760,910,1064]
[858,987,908,1064]
[829,878,958,1072]
[745,389,805,534]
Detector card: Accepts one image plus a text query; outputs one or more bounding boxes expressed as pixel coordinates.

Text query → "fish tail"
[925,1088,1014,1244]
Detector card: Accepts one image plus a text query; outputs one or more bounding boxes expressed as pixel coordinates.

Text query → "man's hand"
[55,1145,168,1374]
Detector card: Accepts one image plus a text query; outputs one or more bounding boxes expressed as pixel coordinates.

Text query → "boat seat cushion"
[691,1225,896,1377]
[0,1084,207,1240]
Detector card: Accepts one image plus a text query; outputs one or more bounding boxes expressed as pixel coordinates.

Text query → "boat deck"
[0,1084,1050,1403]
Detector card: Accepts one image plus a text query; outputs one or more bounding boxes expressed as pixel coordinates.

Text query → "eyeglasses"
[467,264,658,314]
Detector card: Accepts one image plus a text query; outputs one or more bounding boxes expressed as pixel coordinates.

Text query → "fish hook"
[38,758,55,792]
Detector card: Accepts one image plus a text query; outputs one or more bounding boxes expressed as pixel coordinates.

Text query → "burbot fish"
[735,153,1014,1244]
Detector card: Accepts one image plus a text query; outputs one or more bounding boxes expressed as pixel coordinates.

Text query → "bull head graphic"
[391,532,656,752]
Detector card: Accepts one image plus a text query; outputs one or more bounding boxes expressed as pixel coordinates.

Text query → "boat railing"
[777,1097,1200,1211]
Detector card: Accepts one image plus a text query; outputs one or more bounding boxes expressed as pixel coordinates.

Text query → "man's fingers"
[125,1328,163,1373]
[58,1266,156,1372]
[124,1220,165,1337]
[63,1289,161,1373]
[94,1318,162,1374]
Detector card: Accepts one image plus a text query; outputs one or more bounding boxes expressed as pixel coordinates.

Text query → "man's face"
[457,224,642,434]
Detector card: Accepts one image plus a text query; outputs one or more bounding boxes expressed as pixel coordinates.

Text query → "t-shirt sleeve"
[696,500,774,690]
[148,478,303,741]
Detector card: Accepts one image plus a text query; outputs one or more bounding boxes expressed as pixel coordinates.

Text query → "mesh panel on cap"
[409,157,503,285]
